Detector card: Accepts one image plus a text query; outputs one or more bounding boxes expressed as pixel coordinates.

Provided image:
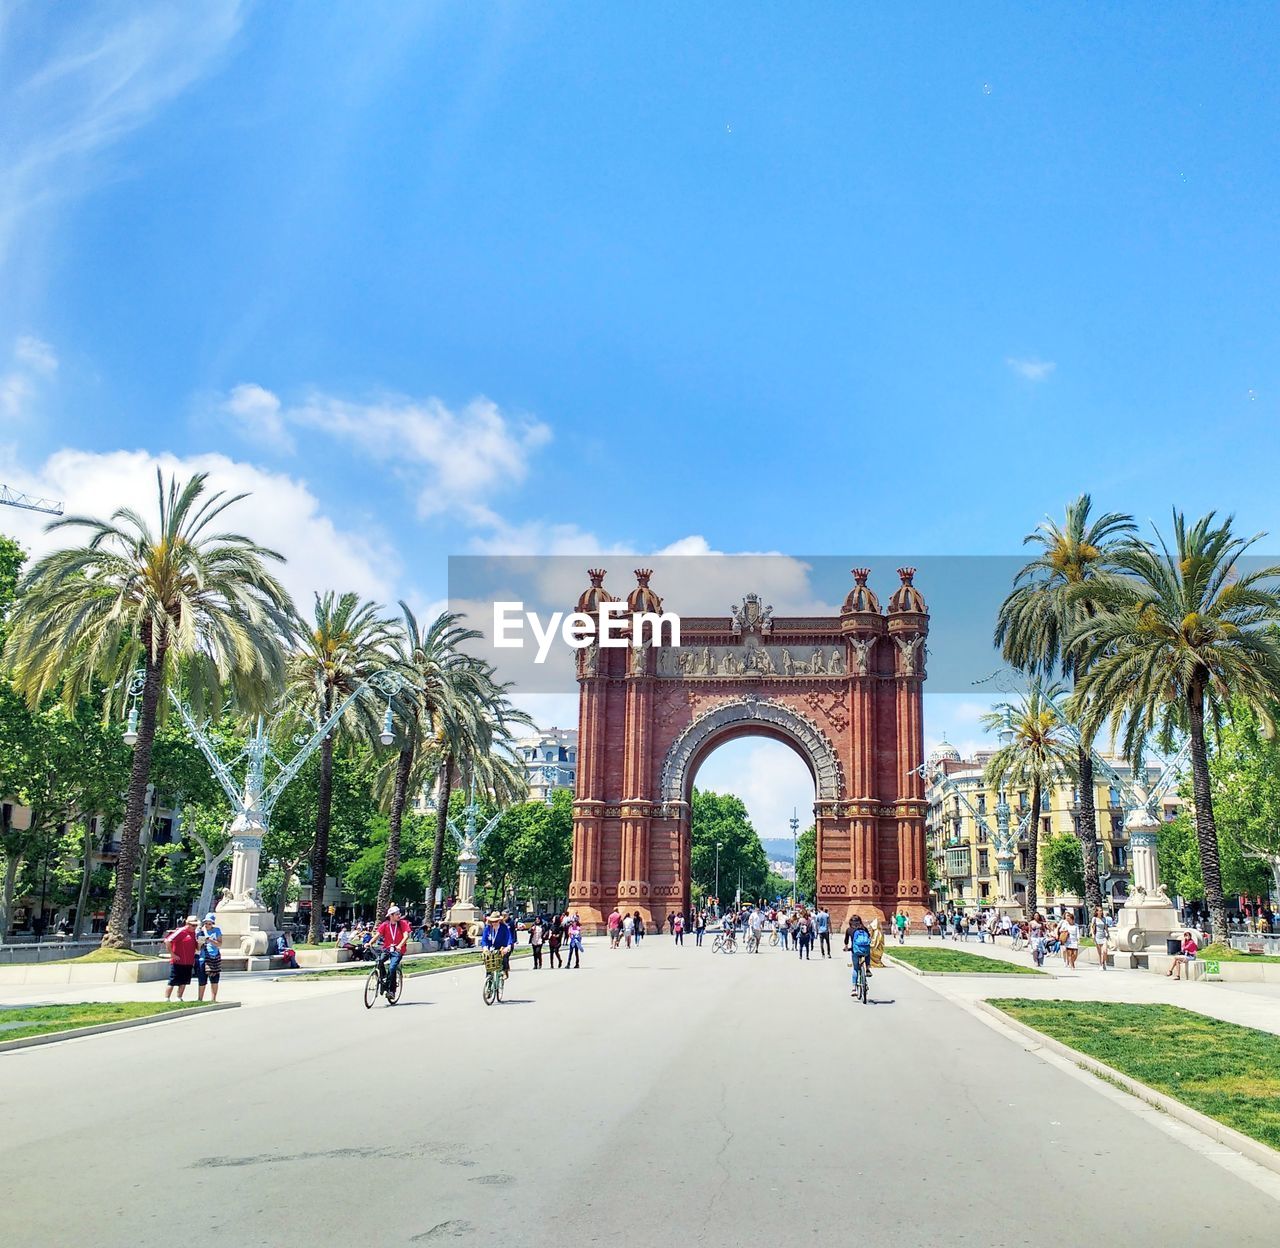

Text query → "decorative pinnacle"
[897,567,916,584]
[852,567,870,584]
[587,568,606,585]
[634,568,653,584]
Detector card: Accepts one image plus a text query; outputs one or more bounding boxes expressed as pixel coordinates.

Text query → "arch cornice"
[658,696,844,807]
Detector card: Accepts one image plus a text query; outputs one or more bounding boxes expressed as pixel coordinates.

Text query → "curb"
[884,953,1054,981]
[0,1001,242,1054]
[974,999,1280,1180]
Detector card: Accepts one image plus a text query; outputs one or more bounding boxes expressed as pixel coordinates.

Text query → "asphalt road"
[4,937,1278,1246]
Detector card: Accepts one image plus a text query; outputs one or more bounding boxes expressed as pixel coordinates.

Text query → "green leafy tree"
[2,471,292,947]
[795,824,816,903]
[1041,833,1087,899]
[995,495,1137,913]
[690,789,768,904]
[983,684,1078,916]
[1069,511,1280,942]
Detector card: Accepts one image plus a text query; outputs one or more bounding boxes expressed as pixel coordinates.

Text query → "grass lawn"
[1197,942,1280,965]
[990,1000,1280,1151]
[0,1001,207,1043]
[293,946,533,981]
[888,947,1044,975]
[46,948,157,965]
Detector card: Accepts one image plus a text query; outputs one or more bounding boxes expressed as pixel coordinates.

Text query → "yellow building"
[924,740,1182,913]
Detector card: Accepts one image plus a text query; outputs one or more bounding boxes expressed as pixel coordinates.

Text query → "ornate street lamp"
[123,667,406,955]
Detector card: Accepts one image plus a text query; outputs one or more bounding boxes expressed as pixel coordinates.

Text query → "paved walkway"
[3,934,1279,1245]
[889,933,1280,1037]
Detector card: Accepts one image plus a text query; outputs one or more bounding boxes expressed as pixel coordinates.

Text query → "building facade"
[924,740,1182,913]
[515,727,578,803]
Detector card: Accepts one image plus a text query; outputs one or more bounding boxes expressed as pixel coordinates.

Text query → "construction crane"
[0,485,63,515]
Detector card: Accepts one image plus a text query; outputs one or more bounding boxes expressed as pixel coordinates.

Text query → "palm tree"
[995,494,1136,912]
[2,471,292,947]
[426,667,531,922]
[373,605,482,922]
[982,684,1078,917]
[287,591,396,942]
[1067,511,1280,943]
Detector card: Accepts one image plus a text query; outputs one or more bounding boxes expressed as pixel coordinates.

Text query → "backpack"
[851,929,871,956]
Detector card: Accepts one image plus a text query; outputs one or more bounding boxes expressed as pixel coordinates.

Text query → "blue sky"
[2,2,1278,835]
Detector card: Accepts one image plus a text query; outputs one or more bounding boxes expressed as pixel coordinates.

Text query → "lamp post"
[993,715,1019,916]
[125,668,405,956]
[715,841,723,915]
[789,808,800,904]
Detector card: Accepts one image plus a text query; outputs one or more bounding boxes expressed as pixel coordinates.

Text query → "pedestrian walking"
[623,911,634,948]
[924,910,935,939]
[548,913,564,968]
[1090,906,1109,970]
[634,911,645,944]
[673,912,685,946]
[695,909,706,947]
[894,910,908,945]
[816,906,832,958]
[565,914,583,969]
[530,917,545,968]
[164,915,201,1001]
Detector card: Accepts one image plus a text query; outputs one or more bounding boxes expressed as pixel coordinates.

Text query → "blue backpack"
[851,929,871,957]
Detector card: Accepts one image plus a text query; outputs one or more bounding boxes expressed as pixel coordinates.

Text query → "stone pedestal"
[446,852,483,927]
[1110,809,1179,953]
[215,812,277,956]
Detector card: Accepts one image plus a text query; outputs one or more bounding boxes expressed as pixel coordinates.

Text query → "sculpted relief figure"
[829,648,844,675]
[895,633,925,675]
[781,648,795,676]
[849,636,874,676]
[810,648,826,675]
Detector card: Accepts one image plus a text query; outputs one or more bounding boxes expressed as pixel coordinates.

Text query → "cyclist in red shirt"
[376,904,412,982]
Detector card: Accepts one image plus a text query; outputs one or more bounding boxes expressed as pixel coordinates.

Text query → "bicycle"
[482,948,507,1005]
[363,949,404,1008]
[852,956,869,1004]
[712,931,737,954]
[1011,931,1027,951]
[768,928,780,947]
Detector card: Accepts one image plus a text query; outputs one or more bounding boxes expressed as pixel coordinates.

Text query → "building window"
[1113,846,1127,870]
[977,794,987,815]
[1018,851,1028,872]
[1108,786,1121,807]
[979,882,990,899]
[978,850,989,874]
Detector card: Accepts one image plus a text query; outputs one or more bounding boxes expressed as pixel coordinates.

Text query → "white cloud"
[0,3,244,274]
[220,383,294,454]
[0,335,58,420]
[1006,357,1056,382]
[0,447,399,610]
[217,384,551,521]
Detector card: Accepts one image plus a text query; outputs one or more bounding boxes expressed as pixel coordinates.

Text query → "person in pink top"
[163,915,200,1001]
[1167,929,1199,980]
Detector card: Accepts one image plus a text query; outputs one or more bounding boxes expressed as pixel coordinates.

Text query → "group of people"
[507,911,585,969]
[162,912,222,1001]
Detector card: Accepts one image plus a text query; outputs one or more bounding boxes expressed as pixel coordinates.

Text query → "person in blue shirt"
[481,911,515,975]
[816,907,832,958]
[196,913,222,1002]
[845,915,872,996]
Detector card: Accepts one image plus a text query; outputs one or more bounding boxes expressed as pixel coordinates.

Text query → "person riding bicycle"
[481,910,515,975]
[845,914,872,996]
[375,904,412,989]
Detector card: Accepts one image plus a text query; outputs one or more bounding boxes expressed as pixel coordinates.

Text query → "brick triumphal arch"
[568,566,930,929]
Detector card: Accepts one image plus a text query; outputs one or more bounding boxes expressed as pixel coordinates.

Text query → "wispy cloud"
[0,2,244,273]
[0,334,58,420]
[1006,356,1056,382]
[218,383,552,521]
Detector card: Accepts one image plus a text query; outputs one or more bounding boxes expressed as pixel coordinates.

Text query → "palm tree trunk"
[308,728,334,944]
[1187,675,1228,944]
[102,644,166,949]
[1024,779,1041,918]
[1075,743,1104,913]
[427,752,455,922]
[376,742,415,921]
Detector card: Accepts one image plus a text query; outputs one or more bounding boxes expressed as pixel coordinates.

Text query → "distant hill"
[760,838,795,863]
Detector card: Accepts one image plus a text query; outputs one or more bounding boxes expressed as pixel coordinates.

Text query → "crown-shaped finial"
[587,568,606,585]
[852,567,870,584]
[897,567,916,584]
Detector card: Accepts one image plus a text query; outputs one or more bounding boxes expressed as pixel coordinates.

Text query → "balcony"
[945,848,970,879]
